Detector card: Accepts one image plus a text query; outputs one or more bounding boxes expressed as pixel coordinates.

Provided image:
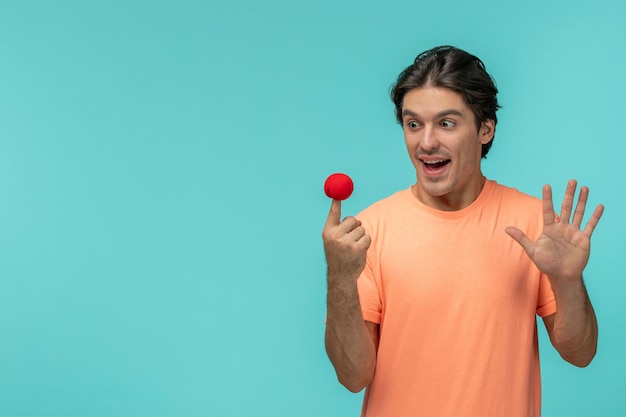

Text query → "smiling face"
[401,86,495,211]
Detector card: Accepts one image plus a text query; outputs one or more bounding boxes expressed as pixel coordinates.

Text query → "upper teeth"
[424,160,446,164]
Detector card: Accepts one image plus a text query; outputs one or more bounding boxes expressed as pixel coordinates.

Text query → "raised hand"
[322,199,377,392]
[505,180,604,282]
[322,199,371,281]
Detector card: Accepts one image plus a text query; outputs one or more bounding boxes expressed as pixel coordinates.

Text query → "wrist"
[549,275,587,303]
[327,267,361,283]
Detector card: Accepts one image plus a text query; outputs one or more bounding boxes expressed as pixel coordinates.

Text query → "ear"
[479,119,495,145]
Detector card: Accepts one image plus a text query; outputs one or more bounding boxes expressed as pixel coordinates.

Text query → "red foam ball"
[324,173,354,200]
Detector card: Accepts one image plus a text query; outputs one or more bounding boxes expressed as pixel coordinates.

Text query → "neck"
[412,176,486,211]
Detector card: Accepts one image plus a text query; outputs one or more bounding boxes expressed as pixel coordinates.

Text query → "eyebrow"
[402,109,465,119]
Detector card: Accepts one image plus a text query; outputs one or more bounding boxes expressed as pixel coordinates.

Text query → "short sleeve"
[357,263,382,324]
[357,214,383,324]
[536,272,556,317]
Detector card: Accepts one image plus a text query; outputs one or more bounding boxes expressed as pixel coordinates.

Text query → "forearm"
[325,274,377,392]
[549,277,598,367]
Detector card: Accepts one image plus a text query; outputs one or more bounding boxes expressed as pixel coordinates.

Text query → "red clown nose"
[324,173,354,201]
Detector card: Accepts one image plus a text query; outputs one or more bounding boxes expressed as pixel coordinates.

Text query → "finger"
[356,234,372,251]
[338,215,361,232]
[505,226,534,256]
[542,184,556,226]
[325,199,342,228]
[559,179,577,223]
[571,185,588,228]
[582,204,605,237]
[348,225,366,241]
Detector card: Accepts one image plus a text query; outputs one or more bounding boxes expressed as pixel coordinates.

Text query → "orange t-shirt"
[357,180,556,417]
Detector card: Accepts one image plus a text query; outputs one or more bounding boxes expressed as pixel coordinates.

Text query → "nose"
[420,125,440,151]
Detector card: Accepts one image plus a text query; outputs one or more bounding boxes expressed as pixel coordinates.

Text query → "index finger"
[542,184,557,226]
[325,198,342,227]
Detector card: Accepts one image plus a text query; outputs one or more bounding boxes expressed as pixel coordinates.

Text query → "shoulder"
[485,181,544,235]
[487,180,542,210]
[357,188,413,220]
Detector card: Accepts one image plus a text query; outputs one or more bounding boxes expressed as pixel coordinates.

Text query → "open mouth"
[422,159,450,169]
[420,158,451,176]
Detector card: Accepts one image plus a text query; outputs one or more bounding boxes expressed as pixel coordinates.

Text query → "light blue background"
[0,1,624,416]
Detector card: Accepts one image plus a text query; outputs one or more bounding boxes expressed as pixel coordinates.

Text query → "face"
[401,86,495,211]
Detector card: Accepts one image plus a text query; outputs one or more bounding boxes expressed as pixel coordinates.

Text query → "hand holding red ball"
[324,173,354,200]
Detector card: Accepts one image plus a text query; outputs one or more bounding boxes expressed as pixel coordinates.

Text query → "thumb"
[505,226,533,254]
[325,199,342,228]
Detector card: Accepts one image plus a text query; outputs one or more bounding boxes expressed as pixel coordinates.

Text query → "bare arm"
[506,180,603,367]
[542,279,598,367]
[322,199,378,392]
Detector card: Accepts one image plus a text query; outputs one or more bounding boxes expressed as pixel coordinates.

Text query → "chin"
[417,176,450,190]
[417,181,453,198]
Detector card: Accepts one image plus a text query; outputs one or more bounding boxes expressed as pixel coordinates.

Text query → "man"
[322,46,604,417]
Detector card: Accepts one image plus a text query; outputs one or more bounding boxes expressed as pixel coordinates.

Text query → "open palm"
[506,180,604,282]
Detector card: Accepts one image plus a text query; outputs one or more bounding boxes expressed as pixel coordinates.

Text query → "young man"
[322,46,604,417]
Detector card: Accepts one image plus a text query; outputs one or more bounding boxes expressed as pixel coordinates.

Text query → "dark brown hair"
[390,46,500,158]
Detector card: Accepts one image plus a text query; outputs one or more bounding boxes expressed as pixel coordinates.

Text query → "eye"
[406,120,420,129]
[440,119,456,128]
